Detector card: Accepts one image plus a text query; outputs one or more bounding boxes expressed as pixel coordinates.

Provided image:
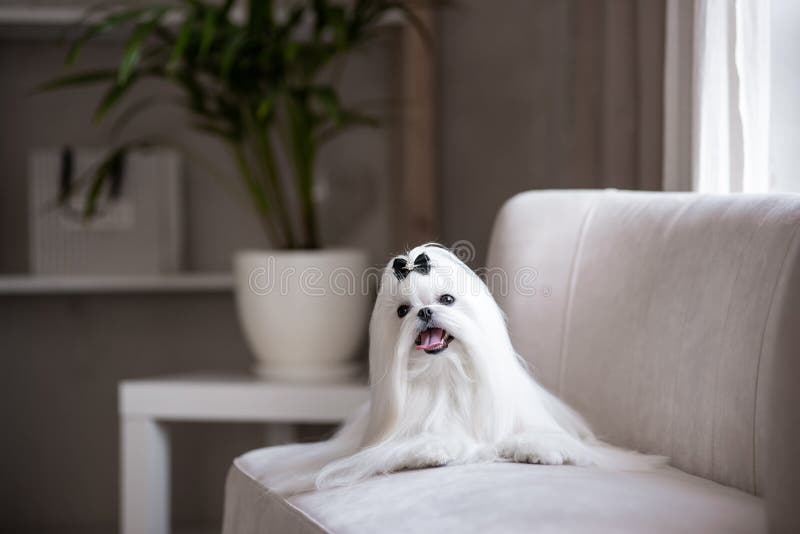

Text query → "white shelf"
[0,4,197,26]
[0,5,87,25]
[0,273,233,294]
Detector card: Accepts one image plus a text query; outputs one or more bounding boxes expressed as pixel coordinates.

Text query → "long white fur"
[265,244,665,494]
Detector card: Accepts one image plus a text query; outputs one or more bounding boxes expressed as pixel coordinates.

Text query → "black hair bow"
[392,253,431,280]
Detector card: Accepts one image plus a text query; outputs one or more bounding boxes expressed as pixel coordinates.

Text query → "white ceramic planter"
[233,249,370,383]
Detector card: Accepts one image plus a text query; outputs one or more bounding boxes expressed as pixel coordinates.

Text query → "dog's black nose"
[417,307,433,321]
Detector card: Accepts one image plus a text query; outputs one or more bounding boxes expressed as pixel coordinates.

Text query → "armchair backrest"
[487,190,800,506]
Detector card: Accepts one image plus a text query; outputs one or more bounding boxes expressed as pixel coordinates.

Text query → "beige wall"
[437,0,664,264]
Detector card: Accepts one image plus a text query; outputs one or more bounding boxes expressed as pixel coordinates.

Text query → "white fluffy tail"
[538,386,595,441]
[262,404,371,495]
[257,439,357,495]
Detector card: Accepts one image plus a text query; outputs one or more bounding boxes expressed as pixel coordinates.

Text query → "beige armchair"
[223,190,800,533]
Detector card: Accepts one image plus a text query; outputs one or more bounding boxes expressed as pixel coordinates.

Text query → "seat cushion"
[223,446,766,534]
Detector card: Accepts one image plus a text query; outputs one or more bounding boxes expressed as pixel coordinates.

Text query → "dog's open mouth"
[414,327,455,354]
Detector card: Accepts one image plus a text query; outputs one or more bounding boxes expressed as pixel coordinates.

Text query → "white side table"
[118,373,369,534]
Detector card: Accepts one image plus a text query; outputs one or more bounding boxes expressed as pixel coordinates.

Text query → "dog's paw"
[497,432,592,466]
[394,440,455,470]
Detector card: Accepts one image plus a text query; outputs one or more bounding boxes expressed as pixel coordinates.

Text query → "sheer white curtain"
[663,0,771,193]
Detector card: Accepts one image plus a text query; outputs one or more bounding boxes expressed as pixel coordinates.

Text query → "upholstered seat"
[225,451,764,534]
[223,191,800,533]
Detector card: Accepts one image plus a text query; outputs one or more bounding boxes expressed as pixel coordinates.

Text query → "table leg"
[121,416,170,534]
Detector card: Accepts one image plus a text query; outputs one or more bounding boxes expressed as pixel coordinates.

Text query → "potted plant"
[43,0,425,381]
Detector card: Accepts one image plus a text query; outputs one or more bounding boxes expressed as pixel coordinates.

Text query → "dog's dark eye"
[397,304,410,318]
[439,294,456,305]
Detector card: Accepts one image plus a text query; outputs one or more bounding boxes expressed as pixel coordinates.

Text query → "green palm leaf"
[93,75,137,122]
[118,7,169,84]
[67,7,151,65]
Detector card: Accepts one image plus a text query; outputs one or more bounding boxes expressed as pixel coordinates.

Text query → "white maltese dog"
[265,244,664,493]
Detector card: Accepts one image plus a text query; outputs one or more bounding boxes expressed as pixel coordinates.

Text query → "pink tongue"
[416,328,446,350]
